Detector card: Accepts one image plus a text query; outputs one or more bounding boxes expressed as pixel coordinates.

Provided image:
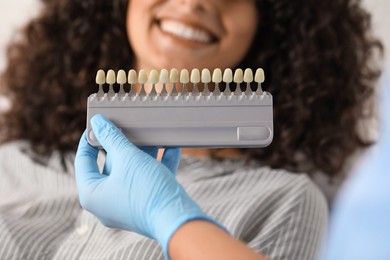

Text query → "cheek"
[126,2,147,50]
[224,9,258,54]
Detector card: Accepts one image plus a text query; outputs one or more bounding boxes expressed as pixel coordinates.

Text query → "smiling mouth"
[156,19,218,45]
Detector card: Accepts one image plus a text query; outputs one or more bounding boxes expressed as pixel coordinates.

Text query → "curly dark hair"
[0,0,383,177]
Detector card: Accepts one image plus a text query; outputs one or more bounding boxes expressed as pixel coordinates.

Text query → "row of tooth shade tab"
[95,68,265,96]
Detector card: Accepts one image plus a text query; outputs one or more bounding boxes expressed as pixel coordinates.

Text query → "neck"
[182,148,243,159]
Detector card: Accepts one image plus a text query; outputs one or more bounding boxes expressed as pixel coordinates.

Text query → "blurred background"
[0,0,40,71]
[0,0,389,71]
[0,0,388,201]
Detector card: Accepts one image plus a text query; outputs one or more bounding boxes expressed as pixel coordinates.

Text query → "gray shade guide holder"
[87,69,273,148]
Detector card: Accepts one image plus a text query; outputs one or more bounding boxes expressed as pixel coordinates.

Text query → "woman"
[0,0,382,259]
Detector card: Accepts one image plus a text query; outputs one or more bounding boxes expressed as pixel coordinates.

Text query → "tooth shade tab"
[180,69,189,84]
[190,69,200,84]
[233,69,244,83]
[128,69,137,84]
[92,68,266,97]
[96,70,105,97]
[138,70,148,84]
[117,70,127,84]
[160,69,169,84]
[201,69,211,83]
[244,69,253,83]
[170,69,179,83]
[116,70,126,95]
[223,69,233,83]
[212,68,222,83]
[255,68,265,83]
[149,70,159,84]
[106,70,116,84]
[96,70,106,84]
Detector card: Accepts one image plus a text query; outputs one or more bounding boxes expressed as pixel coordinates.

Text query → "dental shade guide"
[86,68,273,148]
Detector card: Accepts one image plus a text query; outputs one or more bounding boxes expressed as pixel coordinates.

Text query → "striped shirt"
[0,141,328,260]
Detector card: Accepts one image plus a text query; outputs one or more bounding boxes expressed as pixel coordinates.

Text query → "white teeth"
[138,69,148,84]
[149,69,159,84]
[180,69,189,84]
[117,70,127,84]
[244,69,253,83]
[117,70,127,95]
[96,70,106,84]
[201,69,211,83]
[106,69,116,96]
[160,69,169,84]
[106,70,116,84]
[255,69,264,95]
[255,68,265,83]
[212,68,222,83]
[170,69,179,83]
[190,69,200,83]
[233,69,244,83]
[223,69,233,83]
[128,69,137,84]
[159,20,213,44]
[94,68,265,97]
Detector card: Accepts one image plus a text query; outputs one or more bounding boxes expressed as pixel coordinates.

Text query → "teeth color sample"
[160,69,169,84]
[93,68,265,97]
[138,69,148,84]
[180,69,189,84]
[233,69,244,83]
[96,70,106,84]
[212,68,222,83]
[117,70,127,84]
[223,69,233,83]
[128,69,137,84]
[255,68,265,83]
[106,70,116,84]
[170,69,179,83]
[201,69,211,83]
[244,69,253,83]
[149,70,159,84]
[190,69,200,83]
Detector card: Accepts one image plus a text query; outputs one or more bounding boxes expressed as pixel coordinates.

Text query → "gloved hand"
[75,114,218,258]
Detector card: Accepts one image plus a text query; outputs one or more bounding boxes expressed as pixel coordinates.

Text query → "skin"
[127,1,266,258]
[169,220,267,260]
[127,0,258,71]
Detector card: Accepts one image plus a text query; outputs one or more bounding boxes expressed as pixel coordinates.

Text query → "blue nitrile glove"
[75,114,219,258]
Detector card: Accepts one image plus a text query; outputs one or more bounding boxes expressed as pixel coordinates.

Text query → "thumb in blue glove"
[75,114,218,258]
[102,143,179,177]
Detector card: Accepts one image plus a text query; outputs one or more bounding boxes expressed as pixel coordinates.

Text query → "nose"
[178,0,208,12]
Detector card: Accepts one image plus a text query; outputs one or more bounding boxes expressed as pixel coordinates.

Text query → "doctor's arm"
[74,115,266,260]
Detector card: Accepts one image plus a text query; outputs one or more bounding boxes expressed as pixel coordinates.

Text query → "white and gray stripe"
[0,142,328,260]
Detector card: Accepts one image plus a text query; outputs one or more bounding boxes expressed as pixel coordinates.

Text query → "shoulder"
[0,141,30,159]
[262,168,327,215]
[180,155,328,214]
[0,141,46,175]
[272,168,329,226]
[254,167,328,220]
[248,166,328,209]
[245,167,328,258]
[0,140,75,173]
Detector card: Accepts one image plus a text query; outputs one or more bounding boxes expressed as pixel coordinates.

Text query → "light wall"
[0,0,41,71]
